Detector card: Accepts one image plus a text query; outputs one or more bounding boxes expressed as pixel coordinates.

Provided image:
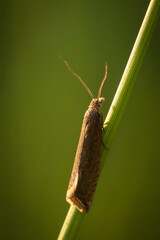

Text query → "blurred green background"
[1,0,160,239]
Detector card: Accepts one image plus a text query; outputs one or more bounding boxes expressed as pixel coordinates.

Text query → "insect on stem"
[60,56,94,99]
[61,57,108,212]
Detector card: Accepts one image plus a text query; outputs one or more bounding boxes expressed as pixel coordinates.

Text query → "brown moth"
[62,59,107,212]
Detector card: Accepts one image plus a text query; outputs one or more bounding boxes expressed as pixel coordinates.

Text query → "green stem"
[57,206,84,240]
[101,0,160,168]
[57,0,160,239]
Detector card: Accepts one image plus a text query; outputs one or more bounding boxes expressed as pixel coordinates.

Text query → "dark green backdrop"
[1,0,160,239]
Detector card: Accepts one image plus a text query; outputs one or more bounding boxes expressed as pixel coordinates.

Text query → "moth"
[62,58,107,212]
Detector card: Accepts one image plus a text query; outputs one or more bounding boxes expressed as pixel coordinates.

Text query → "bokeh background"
[1,0,160,239]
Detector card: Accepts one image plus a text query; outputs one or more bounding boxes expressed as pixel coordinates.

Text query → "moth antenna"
[97,63,107,99]
[60,56,94,99]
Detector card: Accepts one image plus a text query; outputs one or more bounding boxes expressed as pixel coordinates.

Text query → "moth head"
[98,97,105,106]
[89,97,105,111]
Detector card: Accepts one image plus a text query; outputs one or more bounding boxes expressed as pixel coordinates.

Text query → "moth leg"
[102,140,109,151]
[99,112,103,129]
[99,113,109,151]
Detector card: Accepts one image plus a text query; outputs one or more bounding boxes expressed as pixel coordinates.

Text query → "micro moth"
[62,58,107,212]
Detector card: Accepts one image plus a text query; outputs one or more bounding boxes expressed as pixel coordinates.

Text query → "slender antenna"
[60,57,94,99]
[97,63,108,99]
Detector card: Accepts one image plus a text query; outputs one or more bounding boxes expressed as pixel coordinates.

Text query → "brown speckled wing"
[66,107,103,212]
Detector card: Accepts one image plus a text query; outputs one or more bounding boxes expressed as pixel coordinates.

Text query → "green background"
[1,0,160,239]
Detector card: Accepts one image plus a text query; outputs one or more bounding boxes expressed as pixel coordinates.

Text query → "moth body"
[66,98,104,212]
[61,58,108,212]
